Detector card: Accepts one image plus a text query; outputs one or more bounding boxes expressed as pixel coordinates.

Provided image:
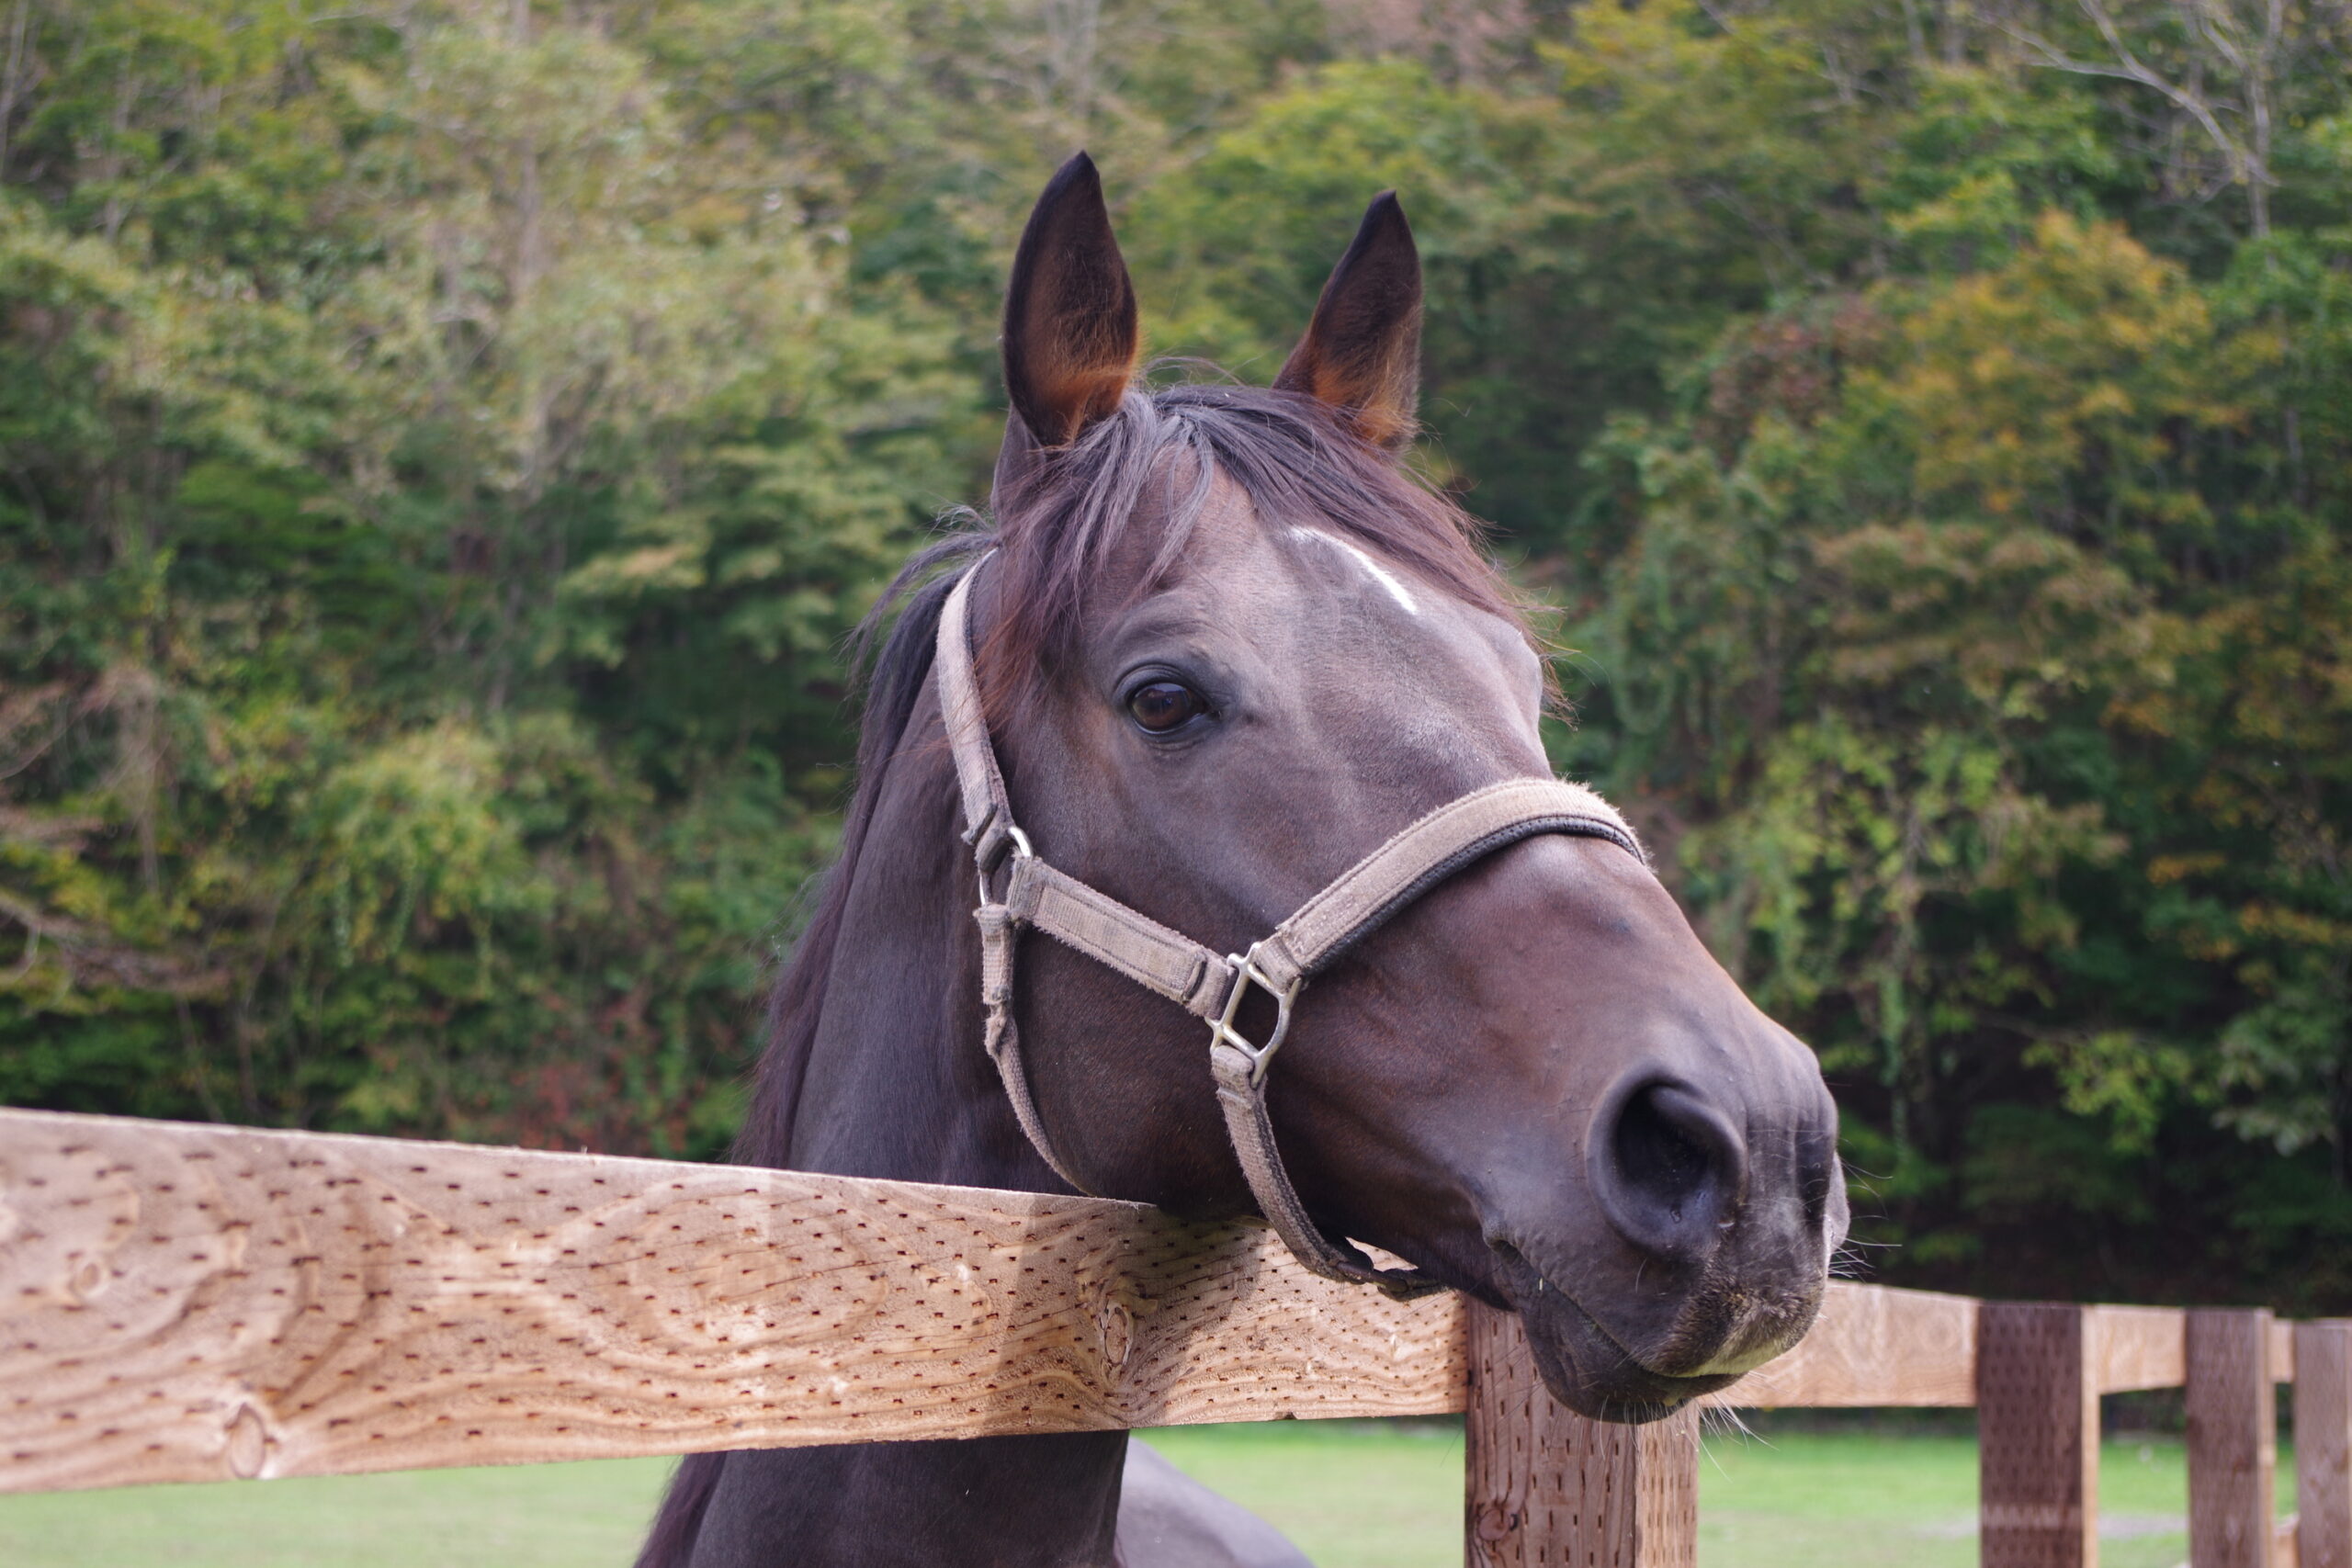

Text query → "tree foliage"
[4,0,2347,1303]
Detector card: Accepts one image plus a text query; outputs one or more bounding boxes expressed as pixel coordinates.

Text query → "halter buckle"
[970,808,1034,905]
[1209,942,1302,1088]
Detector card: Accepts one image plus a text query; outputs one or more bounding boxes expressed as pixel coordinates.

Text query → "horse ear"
[1001,152,1139,454]
[1273,192,1422,449]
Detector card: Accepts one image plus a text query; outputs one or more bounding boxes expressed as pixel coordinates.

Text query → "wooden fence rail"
[1,1107,2345,1568]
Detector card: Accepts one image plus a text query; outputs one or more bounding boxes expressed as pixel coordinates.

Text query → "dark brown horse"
[638,154,1845,1568]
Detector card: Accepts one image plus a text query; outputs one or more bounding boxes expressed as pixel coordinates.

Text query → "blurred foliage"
[3,0,2348,1303]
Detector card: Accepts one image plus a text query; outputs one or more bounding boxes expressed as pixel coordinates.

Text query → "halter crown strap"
[934,558,1649,1300]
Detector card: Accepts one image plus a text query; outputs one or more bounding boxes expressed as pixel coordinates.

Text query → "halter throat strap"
[935,556,1649,1301]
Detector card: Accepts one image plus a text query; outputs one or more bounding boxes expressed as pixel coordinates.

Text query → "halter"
[936,556,1651,1300]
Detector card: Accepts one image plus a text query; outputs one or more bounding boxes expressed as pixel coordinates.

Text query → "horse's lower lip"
[1510,1282,1743,1422]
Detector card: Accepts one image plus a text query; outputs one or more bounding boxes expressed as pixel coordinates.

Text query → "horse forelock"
[978,380,1530,720]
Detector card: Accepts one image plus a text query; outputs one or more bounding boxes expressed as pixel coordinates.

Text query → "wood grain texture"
[1464,1302,1699,1568]
[2188,1308,2278,1568]
[1708,1282,1977,1408]
[1980,1302,2100,1568]
[2295,1323,2352,1568]
[2090,1305,2187,1393]
[1710,1292,2195,1409]
[0,1109,1464,1495]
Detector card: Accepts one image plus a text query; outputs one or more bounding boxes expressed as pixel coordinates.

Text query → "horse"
[636,152,1846,1568]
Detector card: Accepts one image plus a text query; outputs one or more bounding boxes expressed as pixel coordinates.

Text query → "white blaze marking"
[1290,528,1420,615]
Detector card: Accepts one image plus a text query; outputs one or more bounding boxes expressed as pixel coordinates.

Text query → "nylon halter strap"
[935,557,1651,1301]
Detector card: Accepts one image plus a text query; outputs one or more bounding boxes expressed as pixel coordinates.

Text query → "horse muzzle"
[1479,1062,1846,1420]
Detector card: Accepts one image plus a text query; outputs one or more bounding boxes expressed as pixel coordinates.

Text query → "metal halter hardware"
[933,555,1651,1301]
[968,809,1033,895]
[1210,944,1299,1090]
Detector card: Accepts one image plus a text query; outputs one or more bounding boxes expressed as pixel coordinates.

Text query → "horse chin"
[1509,1283,1744,1424]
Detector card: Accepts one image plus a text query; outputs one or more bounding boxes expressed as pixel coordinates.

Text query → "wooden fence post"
[2188,1308,2278,1568]
[1980,1302,2100,1568]
[2297,1322,2352,1568]
[1465,1302,1700,1568]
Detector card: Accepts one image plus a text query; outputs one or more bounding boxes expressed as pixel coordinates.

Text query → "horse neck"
[777,688,1063,1191]
[662,691,1129,1568]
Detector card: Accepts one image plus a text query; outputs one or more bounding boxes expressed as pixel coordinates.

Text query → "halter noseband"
[935,556,1651,1301]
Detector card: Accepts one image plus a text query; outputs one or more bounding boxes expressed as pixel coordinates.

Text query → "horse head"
[965,153,1846,1422]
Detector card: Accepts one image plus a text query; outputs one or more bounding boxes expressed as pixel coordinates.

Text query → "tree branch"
[1997,13,2251,181]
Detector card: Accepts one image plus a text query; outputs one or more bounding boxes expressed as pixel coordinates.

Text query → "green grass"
[1143,1420,1465,1567]
[1693,1428,2247,1568]
[1148,1422,2284,1568]
[0,1457,678,1568]
[0,1422,2297,1567]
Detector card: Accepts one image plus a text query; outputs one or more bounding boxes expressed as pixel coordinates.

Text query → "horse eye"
[1127,681,1206,734]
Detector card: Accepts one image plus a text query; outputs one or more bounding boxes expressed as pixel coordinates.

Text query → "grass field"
[0,1420,2291,1568]
[1143,1420,2283,1568]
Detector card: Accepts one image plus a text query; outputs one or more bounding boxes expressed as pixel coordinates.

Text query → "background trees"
[4,0,2346,1306]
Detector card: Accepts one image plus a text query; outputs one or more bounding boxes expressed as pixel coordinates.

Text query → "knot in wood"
[1096,1296,1134,1370]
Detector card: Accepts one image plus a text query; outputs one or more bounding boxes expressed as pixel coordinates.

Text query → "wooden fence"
[1,1106,2345,1568]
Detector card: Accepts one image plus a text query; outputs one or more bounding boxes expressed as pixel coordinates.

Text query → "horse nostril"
[1595,1080,1749,1259]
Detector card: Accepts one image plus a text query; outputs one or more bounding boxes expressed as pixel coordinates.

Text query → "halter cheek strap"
[935,557,1651,1301]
